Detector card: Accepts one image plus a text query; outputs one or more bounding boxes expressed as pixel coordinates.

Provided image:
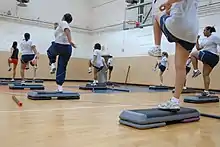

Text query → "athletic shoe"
[50,63,56,74]
[57,85,63,92]
[21,80,25,85]
[200,91,210,97]
[148,46,162,57]
[158,99,180,111]
[192,70,201,78]
[8,67,12,71]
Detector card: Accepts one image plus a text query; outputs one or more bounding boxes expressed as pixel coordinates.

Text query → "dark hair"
[24,33,30,41]
[162,52,169,58]
[12,41,17,49]
[63,13,73,24]
[94,43,101,50]
[206,26,216,33]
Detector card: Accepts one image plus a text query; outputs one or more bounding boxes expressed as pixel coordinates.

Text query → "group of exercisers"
[148,0,220,111]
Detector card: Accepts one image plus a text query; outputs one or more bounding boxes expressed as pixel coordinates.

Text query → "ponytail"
[206,26,216,33]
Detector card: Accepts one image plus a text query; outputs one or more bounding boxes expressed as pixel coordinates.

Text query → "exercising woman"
[107,56,113,81]
[8,41,19,81]
[88,43,107,85]
[149,0,199,111]
[47,13,76,92]
[154,52,169,86]
[20,33,38,83]
[190,26,220,96]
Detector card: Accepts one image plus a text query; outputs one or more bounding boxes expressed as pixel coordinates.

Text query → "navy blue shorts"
[93,66,104,72]
[160,15,196,52]
[199,50,219,68]
[21,54,35,64]
[159,64,166,72]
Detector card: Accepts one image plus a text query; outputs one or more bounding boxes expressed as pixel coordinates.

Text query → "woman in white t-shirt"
[148,0,199,111]
[107,56,113,81]
[190,26,220,96]
[47,13,76,92]
[88,43,107,85]
[20,33,38,83]
[154,52,169,86]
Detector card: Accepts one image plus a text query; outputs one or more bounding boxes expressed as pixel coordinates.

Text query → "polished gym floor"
[0,81,219,147]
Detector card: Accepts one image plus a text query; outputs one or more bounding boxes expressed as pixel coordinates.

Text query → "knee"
[203,72,210,77]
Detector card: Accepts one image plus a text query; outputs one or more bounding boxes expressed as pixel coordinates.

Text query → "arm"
[167,60,169,70]
[9,48,13,58]
[196,35,203,50]
[154,61,159,69]
[31,45,39,58]
[64,28,76,48]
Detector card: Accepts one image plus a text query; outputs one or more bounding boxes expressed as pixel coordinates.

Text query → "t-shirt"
[165,0,199,43]
[152,0,167,16]
[55,21,71,45]
[107,58,113,66]
[11,47,19,59]
[160,56,167,67]
[91,49,103,67]
[200,34,220,55]
[20,40,35,55]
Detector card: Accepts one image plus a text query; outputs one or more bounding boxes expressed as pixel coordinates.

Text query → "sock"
[58,85,63,91]
[155,45,160,49]
[194,69,198,72]
[204,90,209,93]
[171,97,179,104]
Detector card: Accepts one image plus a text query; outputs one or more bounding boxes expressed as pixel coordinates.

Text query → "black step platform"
[184,95,219,103]
[149,85,169,90]
[119,107,200,129]
[172,88,202,94]
[0,79,43,85]
[79,83,108,90]
[27,91,80,100]
[9,83,45,90]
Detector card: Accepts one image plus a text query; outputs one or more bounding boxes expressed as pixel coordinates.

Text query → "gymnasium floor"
[0,81,219,147]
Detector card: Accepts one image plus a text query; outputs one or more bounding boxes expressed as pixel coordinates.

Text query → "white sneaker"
[148,46,162,57]
[50,63,56,74]
[192,70,201,78]
[158,99,180,111]
[21,80,25,85]
[57,85,63,92]
[183,87,187,90]
[11,79,15,82]
[88,67,92,73]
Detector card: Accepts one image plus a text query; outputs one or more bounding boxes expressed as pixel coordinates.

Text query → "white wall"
[0,20,92,58]
[0,0,92,30]
[92,14,220,57]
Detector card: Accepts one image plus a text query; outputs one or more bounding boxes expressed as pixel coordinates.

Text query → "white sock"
[155,45,160,49]
[171,97,179,104]
[58,85,63,91]
[194,69,198,72]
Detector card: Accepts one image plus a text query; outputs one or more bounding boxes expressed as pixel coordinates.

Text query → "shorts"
[186,66,191,75]
[160,14,196,52]
[93,66,104,72]
[108,66,113,71]
[199,50,219,68]
[8,58,18,65]
[21,54,35,64]
[159,64,166,72]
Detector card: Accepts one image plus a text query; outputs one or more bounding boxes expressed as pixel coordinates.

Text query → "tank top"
[11,48,19,59]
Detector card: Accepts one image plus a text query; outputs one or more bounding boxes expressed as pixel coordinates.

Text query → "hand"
[71,42,77,48]
[160,2,172,14]
[167,68,169,70]
[197,35,200,39]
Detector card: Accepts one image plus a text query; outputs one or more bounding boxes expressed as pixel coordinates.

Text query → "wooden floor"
[0,81,219,147]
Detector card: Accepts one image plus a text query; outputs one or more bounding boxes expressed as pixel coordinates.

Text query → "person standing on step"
[88,43,107,85]
[190,26,220,96]
[149,0,199,111]
[107,56,114,81]
[47,13,76,92]
[8,41,19,81]
[154,52,169,86]
[20,33,38,84]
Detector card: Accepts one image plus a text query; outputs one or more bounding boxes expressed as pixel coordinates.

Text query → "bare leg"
[33,67,37,80]
[108,70,112,81]
[159,71,164,85]
[190,51,199,70]
[173,43,189,99]
[12,63,17,80]
[20,63,26,81]
[153,18,162,46]
[203,64,212,91]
